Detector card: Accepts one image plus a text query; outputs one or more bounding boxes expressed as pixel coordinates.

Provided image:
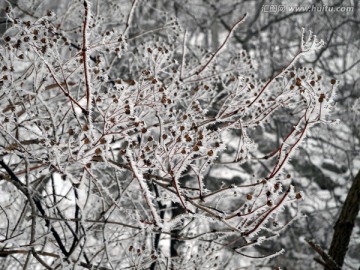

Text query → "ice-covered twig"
[301,28,325,53]
[194,13,247,76]
[82,0,92,117]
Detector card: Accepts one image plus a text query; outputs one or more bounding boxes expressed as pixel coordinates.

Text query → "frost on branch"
[0,2,337,269]
[300,28,325,53]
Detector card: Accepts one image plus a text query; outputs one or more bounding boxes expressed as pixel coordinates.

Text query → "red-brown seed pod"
[193,145,199,151]
[318,93,325,103]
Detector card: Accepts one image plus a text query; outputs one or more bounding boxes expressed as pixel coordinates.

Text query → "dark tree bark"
[325,170,360,269]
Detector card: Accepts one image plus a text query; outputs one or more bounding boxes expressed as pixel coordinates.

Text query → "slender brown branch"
[305,239,340,270]
[243,186,291,237]
[82,0,91,115]
[193,13,247,76]
[44,63,87,114]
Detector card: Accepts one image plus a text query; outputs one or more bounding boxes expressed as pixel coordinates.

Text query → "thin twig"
[194,13,247,76]
[82,0,92,115]
[305,238,341,270]
[180,29,187,81]
[123,0,139,36]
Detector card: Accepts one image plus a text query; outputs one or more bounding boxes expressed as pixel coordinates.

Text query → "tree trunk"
[325,169,360,269]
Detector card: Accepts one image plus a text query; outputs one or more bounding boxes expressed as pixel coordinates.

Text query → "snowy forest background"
[0,0,359,269]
